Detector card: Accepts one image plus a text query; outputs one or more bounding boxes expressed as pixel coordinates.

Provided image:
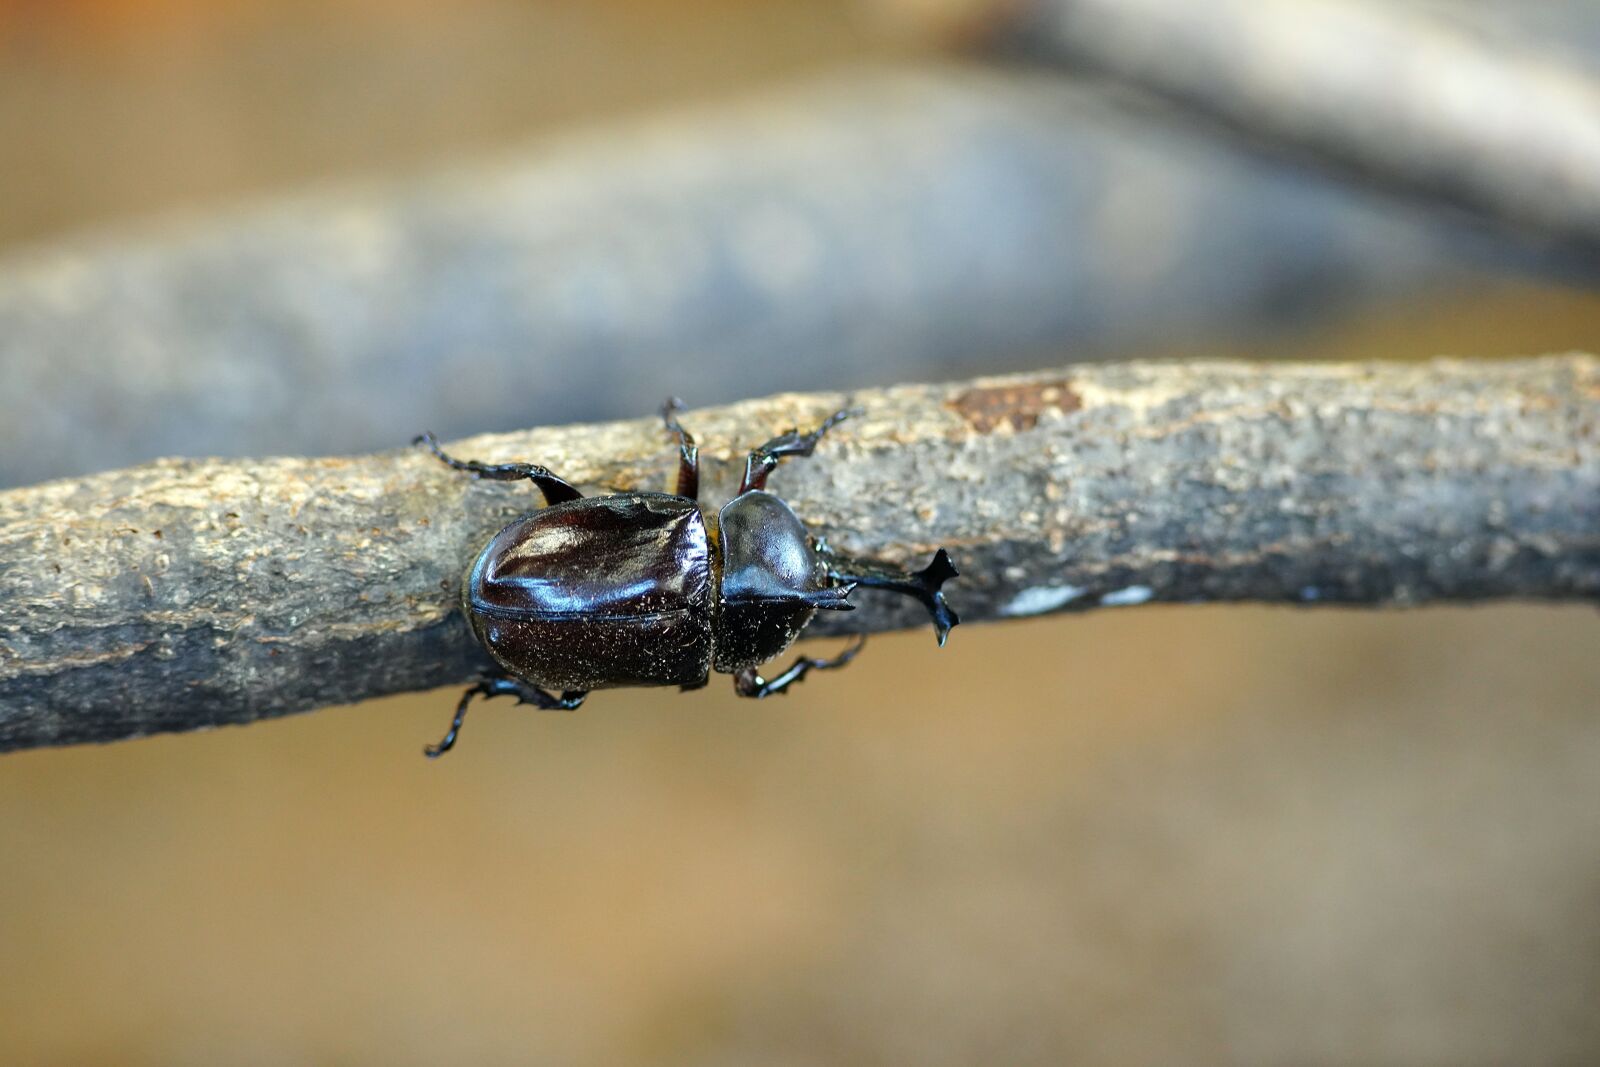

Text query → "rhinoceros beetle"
[414,401,958,757]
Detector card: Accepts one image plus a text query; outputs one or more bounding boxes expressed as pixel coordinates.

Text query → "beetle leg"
[660,397,700,500]
[732,635,867,698]
[424,676,587,758]
[818,547,960,646]
[739,405,862,494]
[413,432,582,506]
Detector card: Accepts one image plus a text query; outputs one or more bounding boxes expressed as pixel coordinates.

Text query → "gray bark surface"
[2,356,1596,752]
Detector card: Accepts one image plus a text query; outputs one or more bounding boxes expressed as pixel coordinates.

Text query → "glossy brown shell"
[464,493,713,690]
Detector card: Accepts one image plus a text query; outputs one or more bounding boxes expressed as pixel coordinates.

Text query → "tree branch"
[2,357,1596,752]
[944,0,1600,249]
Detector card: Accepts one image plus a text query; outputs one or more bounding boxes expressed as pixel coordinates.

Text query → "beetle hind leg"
[819,546,960,646]
[413,432,583,507]
[424,676,587,758]
[733,635,867,699]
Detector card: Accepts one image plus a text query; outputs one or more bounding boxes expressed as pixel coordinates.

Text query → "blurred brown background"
[2,1,1598,1064]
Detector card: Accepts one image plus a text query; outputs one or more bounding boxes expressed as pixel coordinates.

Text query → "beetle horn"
[816,548,960,646]
[806,583,858,610]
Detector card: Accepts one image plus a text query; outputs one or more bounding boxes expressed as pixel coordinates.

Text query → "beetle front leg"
[660,397,700,500]
[818,546,960,646]
[739,405,861,494]
[732,635,867,698]
[413,432,583,506]
[425,676,587,758]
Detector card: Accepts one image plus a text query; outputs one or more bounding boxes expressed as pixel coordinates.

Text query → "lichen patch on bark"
[948,378,1082,433]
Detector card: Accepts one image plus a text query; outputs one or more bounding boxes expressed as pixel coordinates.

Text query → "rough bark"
[2,356,1597,752]
[938,0,1600,249]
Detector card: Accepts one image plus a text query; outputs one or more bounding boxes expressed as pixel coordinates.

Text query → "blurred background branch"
[913,0,1600,251]
[0,67,1537,489]
[3,357,1595,752]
